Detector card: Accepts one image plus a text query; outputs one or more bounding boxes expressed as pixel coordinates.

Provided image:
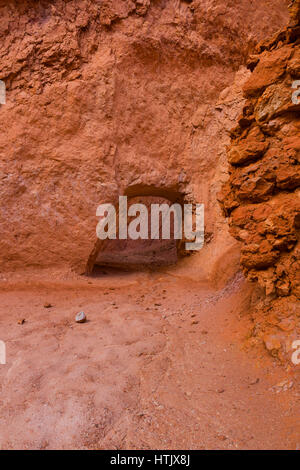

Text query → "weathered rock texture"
[0,0,289,277]
[219,1,300,359]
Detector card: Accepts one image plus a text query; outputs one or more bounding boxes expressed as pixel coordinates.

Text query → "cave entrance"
[87,185,187,275]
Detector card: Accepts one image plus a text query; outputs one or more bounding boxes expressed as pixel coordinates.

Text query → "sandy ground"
[0,268,299,450]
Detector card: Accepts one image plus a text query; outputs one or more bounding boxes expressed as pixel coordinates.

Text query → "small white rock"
[75,311,86,323]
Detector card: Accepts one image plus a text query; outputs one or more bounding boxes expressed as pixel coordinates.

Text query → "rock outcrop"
[0,0,289,276]
[219,1,300,359]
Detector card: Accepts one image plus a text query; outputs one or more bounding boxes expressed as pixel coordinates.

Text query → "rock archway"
[86,185,190,274]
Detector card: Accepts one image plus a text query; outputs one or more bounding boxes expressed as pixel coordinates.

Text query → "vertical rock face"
[219,2,300,358]
[0,0,289,275]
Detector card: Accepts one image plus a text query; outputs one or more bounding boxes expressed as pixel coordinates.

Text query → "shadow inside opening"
[92,195,179,273]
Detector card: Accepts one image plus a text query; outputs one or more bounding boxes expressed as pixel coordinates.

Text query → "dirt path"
[0,270,299,450]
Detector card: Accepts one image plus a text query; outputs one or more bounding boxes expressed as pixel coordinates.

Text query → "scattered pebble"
[18,318,26,325]
[249,378,260,385]
[44,302,53,308]
[75,311,86,323]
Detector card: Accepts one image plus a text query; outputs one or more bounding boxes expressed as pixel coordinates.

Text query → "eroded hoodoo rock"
[219,1,300,359]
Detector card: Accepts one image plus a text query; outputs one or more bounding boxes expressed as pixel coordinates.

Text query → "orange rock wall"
[219,4,300,300]
[219,2,300,359]
[0,0,289,275]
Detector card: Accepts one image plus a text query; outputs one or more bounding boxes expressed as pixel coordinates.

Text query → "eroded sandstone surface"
[1,0,300,451]
[219,1,300,360]
[0,0,289,278]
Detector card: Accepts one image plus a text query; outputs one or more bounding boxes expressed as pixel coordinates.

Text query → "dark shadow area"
[93,195,179,273]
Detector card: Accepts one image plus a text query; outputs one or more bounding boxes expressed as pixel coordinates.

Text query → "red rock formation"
[219,1,300,359]
[0,0,289,276]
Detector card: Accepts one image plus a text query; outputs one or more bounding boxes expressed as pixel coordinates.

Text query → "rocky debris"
[248,294,300,362]
[219,4,300,359]
[289,0,300,25]
[264,335,281,353]
[271,379,294,393]
[44,303,53,309]
[75,311,86,323]
[17,318,26,325]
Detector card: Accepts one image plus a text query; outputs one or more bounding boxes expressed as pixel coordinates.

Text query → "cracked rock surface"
[219,2,300,359]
